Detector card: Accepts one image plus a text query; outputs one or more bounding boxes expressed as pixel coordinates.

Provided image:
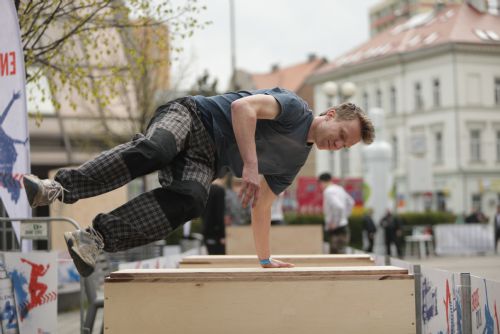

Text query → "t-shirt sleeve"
[265,88,306,127]
[264,173,295,195]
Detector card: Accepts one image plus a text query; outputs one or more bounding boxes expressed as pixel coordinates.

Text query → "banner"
[1,252,57,334]
[0,1,32,238]
[470,275,500,333]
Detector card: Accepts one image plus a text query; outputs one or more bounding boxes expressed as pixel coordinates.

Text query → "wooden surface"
[106,266,411,282]
[105,266,416,334]
[226,225,323,254]
[179,254,375,268]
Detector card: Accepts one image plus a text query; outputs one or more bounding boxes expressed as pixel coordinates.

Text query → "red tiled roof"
[251,58,326,92]
[315,3,500,75]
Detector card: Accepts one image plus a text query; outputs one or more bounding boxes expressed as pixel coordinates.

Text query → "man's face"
[315,112,362,151]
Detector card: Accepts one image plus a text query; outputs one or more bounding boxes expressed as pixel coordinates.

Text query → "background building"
[309,2,500,219]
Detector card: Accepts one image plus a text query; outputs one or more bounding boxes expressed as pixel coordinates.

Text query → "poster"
[470,275,500,333]
[2,252,57,334]
[0,0,31,242]
[421,267,463,334]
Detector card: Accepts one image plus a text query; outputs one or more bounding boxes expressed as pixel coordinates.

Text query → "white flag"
[0,0,32,238]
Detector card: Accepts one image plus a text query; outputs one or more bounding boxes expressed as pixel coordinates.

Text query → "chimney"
[271,64,279,72]
[467,0,488,13]
[308,53,317,62]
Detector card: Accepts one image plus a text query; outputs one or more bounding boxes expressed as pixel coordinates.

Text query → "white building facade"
[309,3,500,219]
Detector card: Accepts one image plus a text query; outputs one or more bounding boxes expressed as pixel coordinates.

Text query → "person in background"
[465,208,488,223]
[270,192,285,225]
[362,208,376,253]
[380,209,403,257]
[318,172,354,254]
[201,178,227,255]
[494,205,500,253]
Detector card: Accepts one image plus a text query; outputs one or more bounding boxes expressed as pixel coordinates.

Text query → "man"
[318,172,355,254]
[201,178,227,255]
[495,205,500,253]
[380,209,403,257]
[362,208,376,253]
[23,87,374,277]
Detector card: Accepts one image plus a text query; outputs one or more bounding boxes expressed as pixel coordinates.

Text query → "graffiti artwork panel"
[421,267,463,334]
[471,275,500,334]
[1,252,57,334]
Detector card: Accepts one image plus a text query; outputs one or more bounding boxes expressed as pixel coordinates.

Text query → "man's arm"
[251,177,293,268]
[231,94,280,208]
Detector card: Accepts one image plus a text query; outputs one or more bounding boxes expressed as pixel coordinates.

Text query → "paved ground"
[57,253,500,333]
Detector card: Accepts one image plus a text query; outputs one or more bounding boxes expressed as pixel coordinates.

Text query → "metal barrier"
[0,217,87,334]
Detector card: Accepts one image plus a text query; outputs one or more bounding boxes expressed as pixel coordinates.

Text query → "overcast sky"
[171,0,381,91]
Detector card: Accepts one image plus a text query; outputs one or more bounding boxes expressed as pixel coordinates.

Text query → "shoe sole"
[64,232,95,277]
[23,176,39,208]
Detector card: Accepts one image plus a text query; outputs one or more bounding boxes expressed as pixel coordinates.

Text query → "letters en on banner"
[0,0,32,241]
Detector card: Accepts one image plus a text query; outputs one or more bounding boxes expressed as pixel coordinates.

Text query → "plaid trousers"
[55,97,216,252]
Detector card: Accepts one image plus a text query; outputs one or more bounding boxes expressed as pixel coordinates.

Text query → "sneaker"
[23,174,65,208]
[64,229,104,277]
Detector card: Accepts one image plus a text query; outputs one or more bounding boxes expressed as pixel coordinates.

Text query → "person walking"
[23,87,374,276]
[318,173,355,254]
[380,209,403,257]
[362,208,377,253]
[494,205,500,253]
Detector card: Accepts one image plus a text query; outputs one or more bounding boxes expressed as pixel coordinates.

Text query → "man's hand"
[260,259,295,268]
[239,163,260,208]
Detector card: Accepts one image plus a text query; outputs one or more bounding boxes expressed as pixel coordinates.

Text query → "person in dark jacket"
[362,208,377,253]
[201,178,227,255]
[380,209,403,257]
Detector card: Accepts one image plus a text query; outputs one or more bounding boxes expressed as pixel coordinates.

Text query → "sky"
[171,0,381,91]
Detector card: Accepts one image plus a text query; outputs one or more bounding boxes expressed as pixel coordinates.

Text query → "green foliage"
[285,211,457,250]
[18,0,210,121]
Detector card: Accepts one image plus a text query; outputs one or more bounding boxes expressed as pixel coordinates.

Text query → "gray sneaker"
[64,229,104,277]
[23,174,65,208]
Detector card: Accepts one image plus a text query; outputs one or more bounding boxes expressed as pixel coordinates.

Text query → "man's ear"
[325,108,336,119]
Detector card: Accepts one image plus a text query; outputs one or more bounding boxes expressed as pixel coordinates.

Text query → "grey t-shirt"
[193,87,313,195]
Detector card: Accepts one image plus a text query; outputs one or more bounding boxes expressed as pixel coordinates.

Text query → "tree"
[17,0,209,117]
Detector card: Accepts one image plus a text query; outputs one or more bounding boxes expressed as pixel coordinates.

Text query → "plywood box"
[226,225,323,254]
[105,266,416,334]
[179,254,375,268]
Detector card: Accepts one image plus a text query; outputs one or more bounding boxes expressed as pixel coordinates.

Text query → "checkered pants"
[55,97,216,252]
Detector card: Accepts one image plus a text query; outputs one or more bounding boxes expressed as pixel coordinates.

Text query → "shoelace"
[88,227,104,250]
[44,180,67,204]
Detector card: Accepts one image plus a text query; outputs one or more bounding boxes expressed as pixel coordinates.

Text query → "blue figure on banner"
[483,280,494,334]
[0,90,29,203]
[2,300,17,330]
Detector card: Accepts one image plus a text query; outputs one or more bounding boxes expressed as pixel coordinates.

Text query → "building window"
[434,131,443,164]
[391,135,398,168]
[470,129,481,162]
[376,88,382,108]
[496,130,500,162]
[390,85,396,114]
[433,78,440,108]
[414,82,423,110]
[495,78,500,105]
[363,91,369,112]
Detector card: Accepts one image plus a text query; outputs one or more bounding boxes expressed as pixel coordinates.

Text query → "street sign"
[20,221,48,240]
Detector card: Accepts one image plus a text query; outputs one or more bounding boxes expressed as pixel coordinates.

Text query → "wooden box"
[104,266,416,334]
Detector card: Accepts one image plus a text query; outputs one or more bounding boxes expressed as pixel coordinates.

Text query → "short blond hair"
[321,102,375,144]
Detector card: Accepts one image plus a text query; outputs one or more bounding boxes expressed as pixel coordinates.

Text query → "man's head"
[317,172,332,191]
[312,102,374,151]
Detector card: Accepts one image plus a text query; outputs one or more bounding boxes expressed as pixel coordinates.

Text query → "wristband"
[259,258,272,265]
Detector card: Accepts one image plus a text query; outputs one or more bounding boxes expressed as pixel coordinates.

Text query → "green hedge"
[285,211,457,250]
[166,211,457,247]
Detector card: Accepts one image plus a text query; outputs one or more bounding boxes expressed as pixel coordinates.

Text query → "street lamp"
[322,81,357,179]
